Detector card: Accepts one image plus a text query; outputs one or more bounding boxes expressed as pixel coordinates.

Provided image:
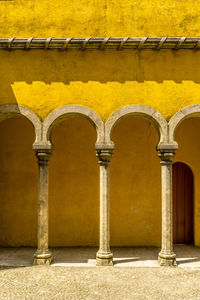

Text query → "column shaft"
[96,147,113,266]
[33,146,52,265]
[158,148,177,266]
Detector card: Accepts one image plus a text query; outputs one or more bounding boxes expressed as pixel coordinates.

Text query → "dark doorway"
[173,162,194,244]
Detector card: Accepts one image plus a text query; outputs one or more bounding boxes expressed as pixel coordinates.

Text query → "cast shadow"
[51,247,97,264]
[112,246,159,265]
[1,49,200,104]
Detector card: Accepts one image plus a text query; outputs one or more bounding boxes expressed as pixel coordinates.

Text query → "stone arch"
[105,105,168,145]
[169,104,200,144]
[43,105,104,145]
[0,104,42,144]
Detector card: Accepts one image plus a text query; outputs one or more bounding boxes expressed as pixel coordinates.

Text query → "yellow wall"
[175,118,200,246]
[49,117,99,246]
[0,0,199,37]
[0,117,37,246]
[0,0,200,121]
[1,50,200,121]
[110,117,161,246]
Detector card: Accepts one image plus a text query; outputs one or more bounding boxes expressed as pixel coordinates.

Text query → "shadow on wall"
[1,49,200,103]
[110,117,161,247]
[0,117,37,246]
[49,117,99,247]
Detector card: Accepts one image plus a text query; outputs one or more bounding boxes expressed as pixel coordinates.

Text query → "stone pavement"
[0,246,200,299]
[1,266,200,299]
[0,246,200,268]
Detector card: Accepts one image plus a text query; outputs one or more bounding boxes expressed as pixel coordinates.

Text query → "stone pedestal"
[96,145,114,266]
[33,144,52,265]
[157,145,177,266]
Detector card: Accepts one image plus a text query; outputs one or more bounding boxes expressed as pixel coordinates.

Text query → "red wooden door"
[173,162,194,244]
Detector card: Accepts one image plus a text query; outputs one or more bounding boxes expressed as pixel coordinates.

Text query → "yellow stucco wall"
[110,117,161,246]
[0,117,37,246]
[0,50,200,121]
[49,118,99,246]
[0,0,200,121]
[0,0,200,37]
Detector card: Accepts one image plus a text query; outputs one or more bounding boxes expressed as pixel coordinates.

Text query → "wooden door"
[173,162,194,244]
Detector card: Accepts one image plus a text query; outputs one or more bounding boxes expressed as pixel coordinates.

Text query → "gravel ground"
[0,266,200,299]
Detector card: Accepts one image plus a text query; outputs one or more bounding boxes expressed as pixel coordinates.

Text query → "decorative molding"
[96,146,114,166]
[1,37,200,50]
[157,144,177,163]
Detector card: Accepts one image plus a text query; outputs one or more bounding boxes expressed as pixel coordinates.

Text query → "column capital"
[33,143,53,163]
[96,144,114,165]
[157,144,178,163]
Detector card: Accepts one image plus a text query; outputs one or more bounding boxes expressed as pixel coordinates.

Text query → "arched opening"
[49,117,99,248]
[0,116,37,247]
[173,162,194,245]
[110,116,161,246]
[174,117,200,246]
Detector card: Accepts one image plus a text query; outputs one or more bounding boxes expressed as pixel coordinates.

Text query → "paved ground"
[0,246,200,268]
[1,246,200,299]
[1,266,200,299]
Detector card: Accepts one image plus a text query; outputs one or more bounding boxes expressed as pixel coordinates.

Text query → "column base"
[33,250,52,265]
[96,251,113,266]
[158,251,177,266]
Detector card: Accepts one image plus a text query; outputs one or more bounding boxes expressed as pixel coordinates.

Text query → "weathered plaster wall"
[110,117,161,246]
[0,0,199,37]
[0,50,200,121]
[49,118,99,246]
[0,117,37,246]
[175,118,200,246]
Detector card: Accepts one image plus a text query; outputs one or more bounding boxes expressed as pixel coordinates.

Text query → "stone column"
[33,144,53,265]
[96,145,114,266]
[157,145,177,266]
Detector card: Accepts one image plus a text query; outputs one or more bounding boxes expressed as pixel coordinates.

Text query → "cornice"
[0,37,200,50]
